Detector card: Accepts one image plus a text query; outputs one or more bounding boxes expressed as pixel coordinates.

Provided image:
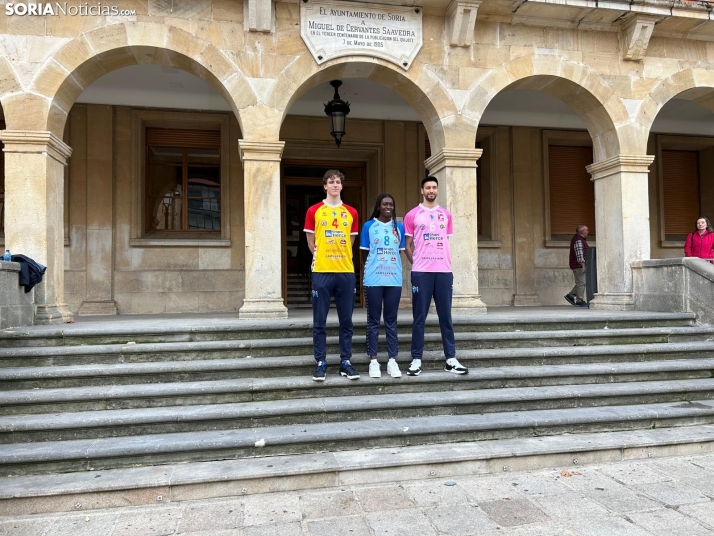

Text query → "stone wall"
[64,104,246,315]
[0,261,34,329]
[633,258,714,327]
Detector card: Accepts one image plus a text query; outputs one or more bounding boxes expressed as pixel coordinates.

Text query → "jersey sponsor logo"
[420,224,425,230]
[430,214,435,220]
[341,211,347,218]
[440,224,445,229]
[437,242,444,248]
[326,239,334,244]
[332,211,337,217]
[422,233,443,241]
[377,247,385,254]
[340,239,347,245]
[438,213,445,221]
[321,220,327,226]
[325,230,345,238]
[374,238,380,243]
[342,221,348,226]
[391,257,397,262]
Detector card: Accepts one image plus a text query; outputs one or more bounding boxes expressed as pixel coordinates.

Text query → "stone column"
[425,148,487,315]
[238,140,288,319]
[0,130,73,324]
[79,105,117,315]
[586,155,654,310]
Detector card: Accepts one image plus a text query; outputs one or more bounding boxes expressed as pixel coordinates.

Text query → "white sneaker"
[407,359,422,376]
[387,358,402,378]
[444,357,468,375]
[369,360,381,378]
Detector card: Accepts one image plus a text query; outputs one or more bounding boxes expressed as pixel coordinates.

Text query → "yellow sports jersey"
[304,201,359,273]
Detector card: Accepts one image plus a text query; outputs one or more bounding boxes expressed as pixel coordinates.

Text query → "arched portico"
[638,71,714,262]
[465,55,652,310]
[234,55,488,316]
[0,22,253,323]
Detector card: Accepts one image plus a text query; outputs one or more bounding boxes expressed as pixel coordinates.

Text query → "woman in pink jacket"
[684,217,714,261]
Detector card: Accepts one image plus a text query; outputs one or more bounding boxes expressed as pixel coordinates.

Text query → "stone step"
[0,326,711,367]
[2,378,714,443]
[0,312,697,348]
[2,399,714,477]
[1,343,714,389]
[3,425,714,516]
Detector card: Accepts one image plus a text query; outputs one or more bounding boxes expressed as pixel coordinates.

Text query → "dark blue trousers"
[410,271,455,359]
[311,272,355,361]
[364,285,402,358]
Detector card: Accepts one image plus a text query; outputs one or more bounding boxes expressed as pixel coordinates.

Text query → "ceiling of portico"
[75,64,714,136]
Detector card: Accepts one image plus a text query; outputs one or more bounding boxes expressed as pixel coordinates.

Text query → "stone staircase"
[1,309,714,512]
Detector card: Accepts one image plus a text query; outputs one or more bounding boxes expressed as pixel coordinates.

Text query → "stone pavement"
[3,453,714,535]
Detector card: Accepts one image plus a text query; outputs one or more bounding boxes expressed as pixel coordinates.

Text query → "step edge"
[1,424,713,503]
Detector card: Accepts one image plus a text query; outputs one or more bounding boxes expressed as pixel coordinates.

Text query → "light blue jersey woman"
[360,194,406,378]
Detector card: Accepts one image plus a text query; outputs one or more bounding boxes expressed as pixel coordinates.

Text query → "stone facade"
[0,0,713,321]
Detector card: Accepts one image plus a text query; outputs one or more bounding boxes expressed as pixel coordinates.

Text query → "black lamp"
[324,80,350,148]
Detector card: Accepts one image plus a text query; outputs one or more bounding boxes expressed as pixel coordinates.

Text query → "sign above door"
[300,0,423,70]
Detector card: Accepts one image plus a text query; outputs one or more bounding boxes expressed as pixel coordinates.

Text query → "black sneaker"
[575,300,589,308]
[313,361,326,382]
[564,294,576,306]
[444,357,468,375]
[339,360,360,380]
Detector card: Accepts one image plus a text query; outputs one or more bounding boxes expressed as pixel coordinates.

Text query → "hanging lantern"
[324,80,351,148]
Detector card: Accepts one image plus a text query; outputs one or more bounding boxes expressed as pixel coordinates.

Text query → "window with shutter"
[145,128,221,233]
[548,145,595,239]
[661,149,700,240]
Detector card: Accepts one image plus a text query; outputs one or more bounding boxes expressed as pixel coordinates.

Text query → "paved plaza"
[3,452,714,535]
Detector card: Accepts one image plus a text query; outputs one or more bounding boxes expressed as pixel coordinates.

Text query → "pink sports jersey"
[403,204,453,272]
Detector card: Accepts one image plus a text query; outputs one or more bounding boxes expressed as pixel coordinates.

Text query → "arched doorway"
[645,88,714,260]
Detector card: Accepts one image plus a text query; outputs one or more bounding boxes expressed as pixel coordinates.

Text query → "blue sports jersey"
[360,219,406,287]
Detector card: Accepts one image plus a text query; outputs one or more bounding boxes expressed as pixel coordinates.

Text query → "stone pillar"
[238,140,288,319]
[586,155,654,310]
[79,105,117,315]
[425,148,487,315]
[0,130,73,324]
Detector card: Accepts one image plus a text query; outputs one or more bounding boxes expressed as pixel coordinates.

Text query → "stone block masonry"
[0,261,33,329]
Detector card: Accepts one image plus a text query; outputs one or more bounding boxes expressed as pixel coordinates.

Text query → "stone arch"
[0,55,24,128]
[258,53,465,153]
[11,21,257,136]
[463,54,628,161]
[637,68,714,153]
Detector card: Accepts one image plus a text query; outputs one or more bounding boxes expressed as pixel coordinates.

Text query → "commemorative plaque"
[300,0,423,70]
